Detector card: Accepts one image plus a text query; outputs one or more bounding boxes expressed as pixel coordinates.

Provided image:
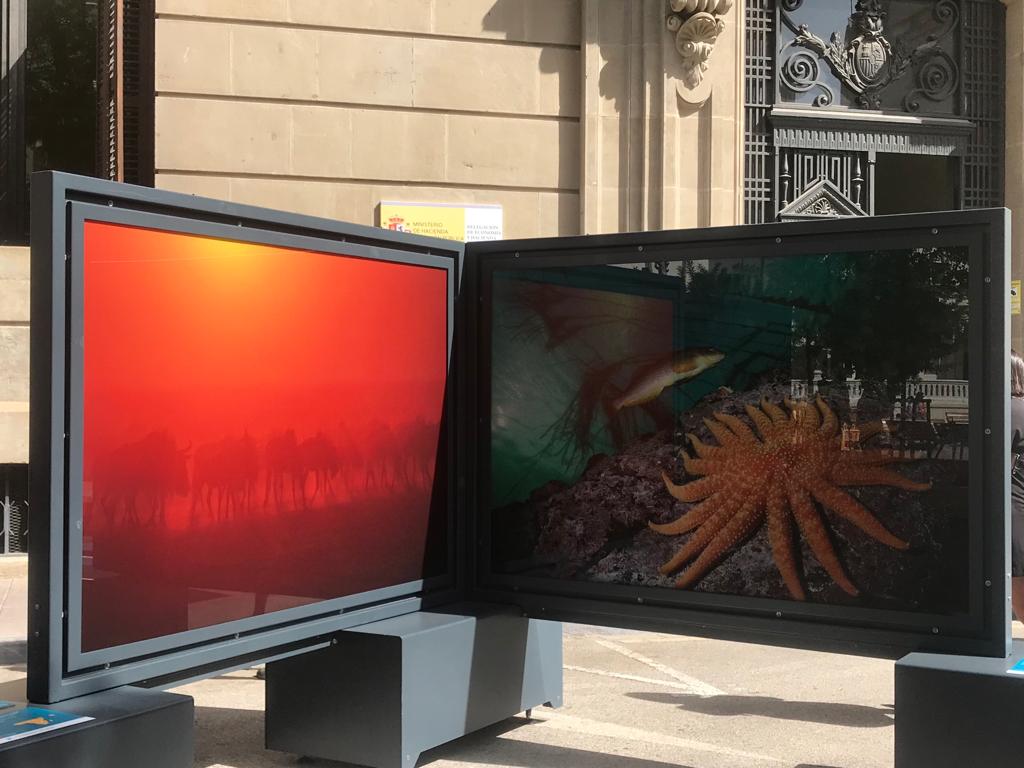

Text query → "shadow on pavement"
[625,692,894,729]
[420,715,698,768]
[195,707,697,768]
[0,640,26,671]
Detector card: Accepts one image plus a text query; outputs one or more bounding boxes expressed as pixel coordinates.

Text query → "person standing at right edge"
[1009,350,1024,622]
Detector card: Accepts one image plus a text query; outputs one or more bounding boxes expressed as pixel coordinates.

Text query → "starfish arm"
[714,412,757,443]
[761,398,788,424]
[658,506,733,574]
[703,417,737,446]
[686,433,723,459]
[786,482,859,596]
[744,404,774,439]
[816,397,838,437]
[804,479,909,550]
[830,466,932,491]
[674,500,766,589]
[766,481,806,600]
[661,471,725,503]
[682,455,722,476]
[649,493,727,535]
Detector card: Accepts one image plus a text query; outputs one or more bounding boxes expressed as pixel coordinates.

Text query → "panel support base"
[895,639,1024,768]
[0,686,194,768]
[265,604,563,768]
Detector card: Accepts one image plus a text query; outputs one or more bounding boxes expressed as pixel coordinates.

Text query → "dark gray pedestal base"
[0,687,194,768]
[896,640,1024,768]
[265,605,563,768]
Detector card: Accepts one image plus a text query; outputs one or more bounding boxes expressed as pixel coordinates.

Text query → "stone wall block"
[157,0,287,21]
[0,328,28,401]
[155,18,231,93]
[0,249,29,325]
[291,106,353,178]
[288,0,431,33]
[231,25,318,99]
[317,32,414,106]
[413,38,557,116]
[156,98,292,174]
[155,174,233,200]
[432,0,580,46]
[228,177,335,218]
[0,410,28,465]
[446,115,578,189]
[350,110,447,182]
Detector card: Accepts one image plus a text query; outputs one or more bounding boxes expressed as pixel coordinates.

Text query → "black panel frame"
[29,171,464,703]
[465,208,1011,660]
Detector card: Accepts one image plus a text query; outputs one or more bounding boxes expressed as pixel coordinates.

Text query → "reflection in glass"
[81,222,449,652]
[490,247,970,615]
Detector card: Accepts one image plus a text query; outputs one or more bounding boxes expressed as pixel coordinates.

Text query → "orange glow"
[80,221,449,651]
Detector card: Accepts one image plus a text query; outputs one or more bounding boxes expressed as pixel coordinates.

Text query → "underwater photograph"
[489,246,971,615]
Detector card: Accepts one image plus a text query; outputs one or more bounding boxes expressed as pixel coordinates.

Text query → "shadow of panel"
[626,692,895,729]
[198,707,697,768]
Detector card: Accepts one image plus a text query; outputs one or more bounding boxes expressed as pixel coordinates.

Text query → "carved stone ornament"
[779,178,866,221]
[666,0,734,92]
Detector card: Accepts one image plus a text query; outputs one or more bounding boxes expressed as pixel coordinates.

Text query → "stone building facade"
[0,0,1020,519]
[149,0,743,236]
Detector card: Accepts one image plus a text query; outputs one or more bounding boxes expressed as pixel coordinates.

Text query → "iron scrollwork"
[780,0,961,112]
[780,50,836,107]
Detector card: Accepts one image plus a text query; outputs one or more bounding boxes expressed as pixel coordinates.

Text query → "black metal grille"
[744,0,775,224]
[0,464,27,555]
[961,0,1005,209]
[0,0,27,243]
[97,0,118,180]
[745,0,1005,219]
[781,149,865,210]
[96,0,154,185]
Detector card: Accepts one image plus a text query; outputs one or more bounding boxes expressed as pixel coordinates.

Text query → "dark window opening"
[873,154,960,215]
[26,0,99,180]
[1,0,153,245]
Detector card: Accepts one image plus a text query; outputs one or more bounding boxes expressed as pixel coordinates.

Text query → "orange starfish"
[651,397,930,600]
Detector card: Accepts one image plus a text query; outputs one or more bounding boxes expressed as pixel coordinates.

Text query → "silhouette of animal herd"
[89,419,441,527]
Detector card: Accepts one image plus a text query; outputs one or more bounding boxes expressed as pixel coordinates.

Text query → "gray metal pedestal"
[895,639,1024,768]
[0,686,194,768]
[265,605,563,768]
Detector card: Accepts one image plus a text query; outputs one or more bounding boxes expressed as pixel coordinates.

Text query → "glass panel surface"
[81,221,449,652]
[489,247,971,615]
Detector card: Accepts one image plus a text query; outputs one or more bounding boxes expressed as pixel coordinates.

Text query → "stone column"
[580,0,742,234]
[1004,0,1023,351]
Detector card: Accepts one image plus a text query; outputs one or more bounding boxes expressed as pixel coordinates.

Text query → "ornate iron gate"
[744,0,776,225]
[743,0,1005,223]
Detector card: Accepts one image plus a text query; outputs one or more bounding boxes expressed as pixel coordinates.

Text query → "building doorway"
[873,154,960,215]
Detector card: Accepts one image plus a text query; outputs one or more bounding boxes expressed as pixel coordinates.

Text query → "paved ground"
[0,560,1018,768]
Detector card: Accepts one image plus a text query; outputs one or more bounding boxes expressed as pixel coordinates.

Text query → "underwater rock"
[533,432,679,573]
[504,383,968,612]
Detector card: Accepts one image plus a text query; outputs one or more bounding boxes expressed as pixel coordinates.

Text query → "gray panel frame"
[29,171,464,703]
[465,208,1011,660]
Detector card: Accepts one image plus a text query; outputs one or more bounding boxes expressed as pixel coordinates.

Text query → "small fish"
[612,347,725,411]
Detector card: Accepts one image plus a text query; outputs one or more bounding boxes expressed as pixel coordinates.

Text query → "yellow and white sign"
[1013,279,1021,316]
[379,202,503,243]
